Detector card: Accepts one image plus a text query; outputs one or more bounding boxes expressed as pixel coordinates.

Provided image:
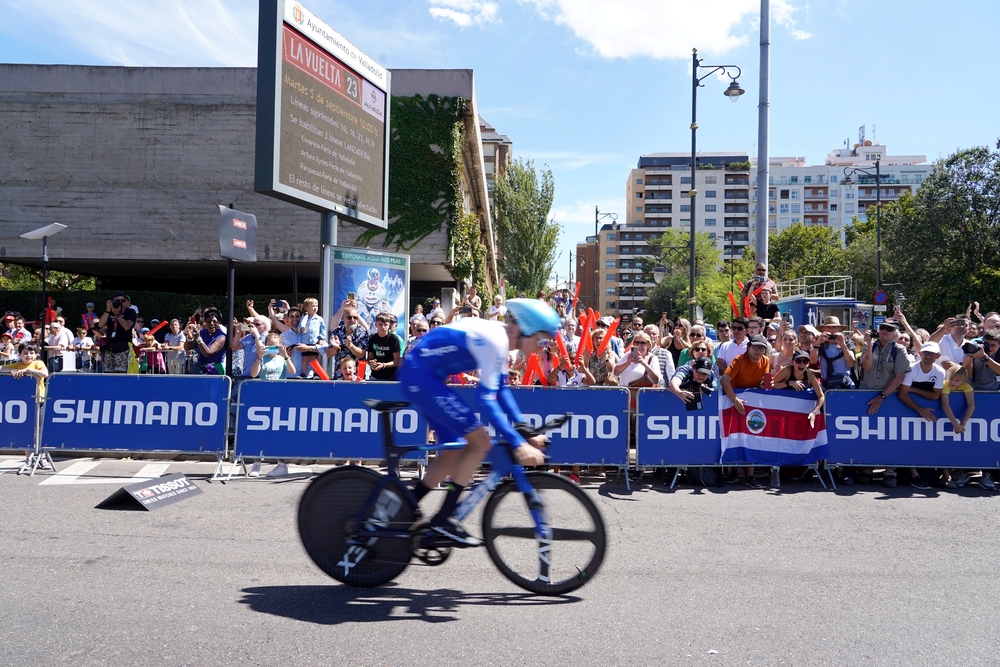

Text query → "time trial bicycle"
[297,399,607,595]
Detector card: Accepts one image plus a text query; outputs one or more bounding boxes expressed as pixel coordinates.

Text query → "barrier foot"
[17,451,56,477]
[211,452,248,483]
[670,467,683,491]
[614,466,632,492]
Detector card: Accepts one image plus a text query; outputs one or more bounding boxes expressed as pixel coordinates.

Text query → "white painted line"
[39,460,102,485]
[39,462,172,486]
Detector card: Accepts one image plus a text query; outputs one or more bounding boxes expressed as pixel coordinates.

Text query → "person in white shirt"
[715,317,750,374]
[930,315,971,370]
[71,327,94,372]
[898,341,946,423]
[45,321,74,372]
[486,295,507,322]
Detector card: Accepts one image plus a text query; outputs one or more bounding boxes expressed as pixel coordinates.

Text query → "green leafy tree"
[881,143,1000,325]
[767,222,845,281]
[643,229,735,324]
[492,158,559,295]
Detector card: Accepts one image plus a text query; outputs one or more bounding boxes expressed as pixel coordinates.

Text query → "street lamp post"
[689,48,744,322]
[594,206,618,238]
[19,223,68,324]
[842,157,882,291]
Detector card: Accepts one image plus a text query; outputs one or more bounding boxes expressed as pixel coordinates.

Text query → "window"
[790,190,800,199]
[845,204,855,213]
[831,176,839,184]
[791,204,800,214]
[791,217,801,224]
[705,190,717,198]
[606,288,617,295]
[779,203,789,214]
[790,176,798,184]
[606,302,617,310]
[844,192,854,199]
[605,260,617,268]
[705,204,716,212]
[680,204,691,212]
[780,189,790,199]
[606,232,616,240]
[804,176,812,183]
[681,176,692,184]
[636,178,643,185]
[635,192,643,199]
[636,206,643,212]
[830,204,838,211]
[704,218,717,226]
[606,274,616,282]
[705,176,717,184]
[830,189,839,197]
[606,246,616,254]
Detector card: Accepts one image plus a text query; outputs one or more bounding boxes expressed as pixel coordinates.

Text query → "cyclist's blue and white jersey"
[403,318,527,448]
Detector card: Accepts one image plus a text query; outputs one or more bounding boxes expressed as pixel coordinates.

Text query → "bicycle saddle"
[363,399,410,412]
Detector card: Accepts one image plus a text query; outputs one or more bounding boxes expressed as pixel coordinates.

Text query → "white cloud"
[428,0,499,27]
[529,150,625,170]
[520,0,811,59]
[0,0,258,66]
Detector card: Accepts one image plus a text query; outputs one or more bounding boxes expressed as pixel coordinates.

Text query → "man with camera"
[812,316,856,390]
[668,356,717,410]
[98,292,137,373]
[966,329,1000,391]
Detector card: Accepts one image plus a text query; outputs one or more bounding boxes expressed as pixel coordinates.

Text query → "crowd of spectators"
[5,275,1000,490]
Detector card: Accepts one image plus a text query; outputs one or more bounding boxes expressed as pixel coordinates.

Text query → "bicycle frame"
[339,409,554,582]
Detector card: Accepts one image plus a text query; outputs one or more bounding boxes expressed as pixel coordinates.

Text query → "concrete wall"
[0,64,454,282]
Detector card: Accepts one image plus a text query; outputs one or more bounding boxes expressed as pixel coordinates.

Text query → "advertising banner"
[330,248,409,337]
[0,376,38,449]
[451,386,631,466]
[826,390,1000,468]
[635,388,722,466]
[234,380,428,461]
[42,375,230,454]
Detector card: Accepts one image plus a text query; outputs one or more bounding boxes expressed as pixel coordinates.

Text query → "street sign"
[873,305,887,312]
[873,290,888,305]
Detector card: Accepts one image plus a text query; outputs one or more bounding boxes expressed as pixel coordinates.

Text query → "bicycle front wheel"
[298,466,415,588]
[481,471,606,595]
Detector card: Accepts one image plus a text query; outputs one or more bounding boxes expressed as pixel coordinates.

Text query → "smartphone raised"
[347,292,356,301]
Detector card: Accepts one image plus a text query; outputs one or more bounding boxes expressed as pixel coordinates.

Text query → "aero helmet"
[505,298,560,337]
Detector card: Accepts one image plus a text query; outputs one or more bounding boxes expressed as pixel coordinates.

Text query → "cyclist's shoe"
[429,517,483,548]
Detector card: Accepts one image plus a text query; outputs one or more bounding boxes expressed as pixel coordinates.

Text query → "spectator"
[715,316,750,375]
[771,349,825,425]
[251,332,295,380]
[930,314,971,370]
[2,342,50,467]
[675,323,711,367]
[44,320,73,373]
[406,318,429,353]
[428,297,445,322]
[136,328,166,374]
[740,262,780,313]
[467,285,482,312]
[581,328,619,386]
[771,329,799,375]
[596,316,624,358]
[813,316,856,390]
[428,313,445,330]
[546,355,587,387]
[644,324,675,387]
[81,302,99,332]
[549,287,573,312]
[232,305,271,380]
[297,297,327,378]
[748,286,780,322]
[897,339,945,494]
[10,316,32,346]
[561,318,581,357]
[858,319,913,488]
[965,329,1000,391]
[668,356,718,406]
[366,313,401,381]
[1,331,16,364]
[623,316,644,346]
[613,331,661,409]
[720,334,772,488]
[327,304,369,380]
[98,293,136,373]
[664,317,691,368]
[409,304,427,332]
[185,309,226,375]
[716,320,732,344]
[163,319,187,375]
[486,295,507,322]
[270,301,304,375]
[338,357,360,382]
[940,364,977,489]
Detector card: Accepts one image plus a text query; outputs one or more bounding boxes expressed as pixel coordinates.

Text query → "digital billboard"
[255,0,390,228]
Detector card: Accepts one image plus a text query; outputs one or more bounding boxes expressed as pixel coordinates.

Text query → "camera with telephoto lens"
[681,379,713,411]
[962,341,981,355]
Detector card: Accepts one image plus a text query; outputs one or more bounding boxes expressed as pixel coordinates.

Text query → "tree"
[491,158,560,295]
[881,143,1000,325]
[643,229,735,324]
[767,222,845,281]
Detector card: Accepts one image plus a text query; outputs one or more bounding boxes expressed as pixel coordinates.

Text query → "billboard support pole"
[320,213,337,376]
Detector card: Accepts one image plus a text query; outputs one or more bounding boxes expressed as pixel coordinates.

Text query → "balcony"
[804,192,828,200]
[724,205,749,214]
[724,219,749,228]
[724,191,749,200]
[725,177,749,185]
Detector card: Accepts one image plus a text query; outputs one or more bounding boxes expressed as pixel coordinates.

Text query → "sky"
[2,0,998,286]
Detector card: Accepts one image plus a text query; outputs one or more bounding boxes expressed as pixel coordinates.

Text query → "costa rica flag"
[719,388,828,465]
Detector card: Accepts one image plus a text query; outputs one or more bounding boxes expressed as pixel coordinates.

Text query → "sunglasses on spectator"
[345,315,358,320]
[731,325,746,331]
[692,347,708,353]
[794,359,810,364]
[755,268,767,273]
[430,320,443,326]
[690,332,704,338]
[878,326,895,332]
[633,340,650,346]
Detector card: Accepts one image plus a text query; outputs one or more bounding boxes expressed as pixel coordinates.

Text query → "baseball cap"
[879,320,901,331]
[691,357,714,372]
[85,302,95,308]
[140,327,150,333]
[792,349,811,361]
[797,324,820,336]
[920,341,940,354]
[748,335,769,348]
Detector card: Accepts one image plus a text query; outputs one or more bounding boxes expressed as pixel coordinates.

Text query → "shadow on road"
[238,584,579,624]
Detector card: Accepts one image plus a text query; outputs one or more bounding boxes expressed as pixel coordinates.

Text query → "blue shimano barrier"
[451,386,631,466]
[826,389,1000,468]
[635,388,722,466]
[234,380,428,461]
[0,376,39,449]
[42,374,231,454]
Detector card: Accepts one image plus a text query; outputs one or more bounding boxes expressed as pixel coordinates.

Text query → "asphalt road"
[2,456,999,666]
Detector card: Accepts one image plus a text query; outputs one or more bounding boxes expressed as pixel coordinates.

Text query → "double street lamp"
[687,48,744,322]
[841,157,882,291]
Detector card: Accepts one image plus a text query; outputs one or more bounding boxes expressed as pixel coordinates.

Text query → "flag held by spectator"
[719,389,828,465]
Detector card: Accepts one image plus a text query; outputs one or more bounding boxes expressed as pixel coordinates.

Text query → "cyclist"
[399,298,557,547]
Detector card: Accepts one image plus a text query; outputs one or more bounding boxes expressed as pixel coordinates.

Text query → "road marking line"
[39,462,172,486]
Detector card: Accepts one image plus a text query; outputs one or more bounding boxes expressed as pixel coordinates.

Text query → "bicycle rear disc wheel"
[298,466,415,588]
[482,471,606,595]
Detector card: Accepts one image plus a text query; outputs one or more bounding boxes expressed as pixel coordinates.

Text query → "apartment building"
[759,142,932,242]
[480,116,512,212]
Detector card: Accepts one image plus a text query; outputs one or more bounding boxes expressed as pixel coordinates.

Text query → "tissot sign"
[255,0,390,229]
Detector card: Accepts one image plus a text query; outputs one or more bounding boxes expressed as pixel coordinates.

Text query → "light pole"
[689,48,744,322]
[594,206,618,238]
[19,223,67,324]
[842,157,882,291]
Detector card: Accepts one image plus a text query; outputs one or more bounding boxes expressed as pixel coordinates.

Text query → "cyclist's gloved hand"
[514,421,537,439]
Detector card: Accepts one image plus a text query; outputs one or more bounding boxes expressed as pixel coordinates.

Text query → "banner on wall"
[328,248,409,338]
